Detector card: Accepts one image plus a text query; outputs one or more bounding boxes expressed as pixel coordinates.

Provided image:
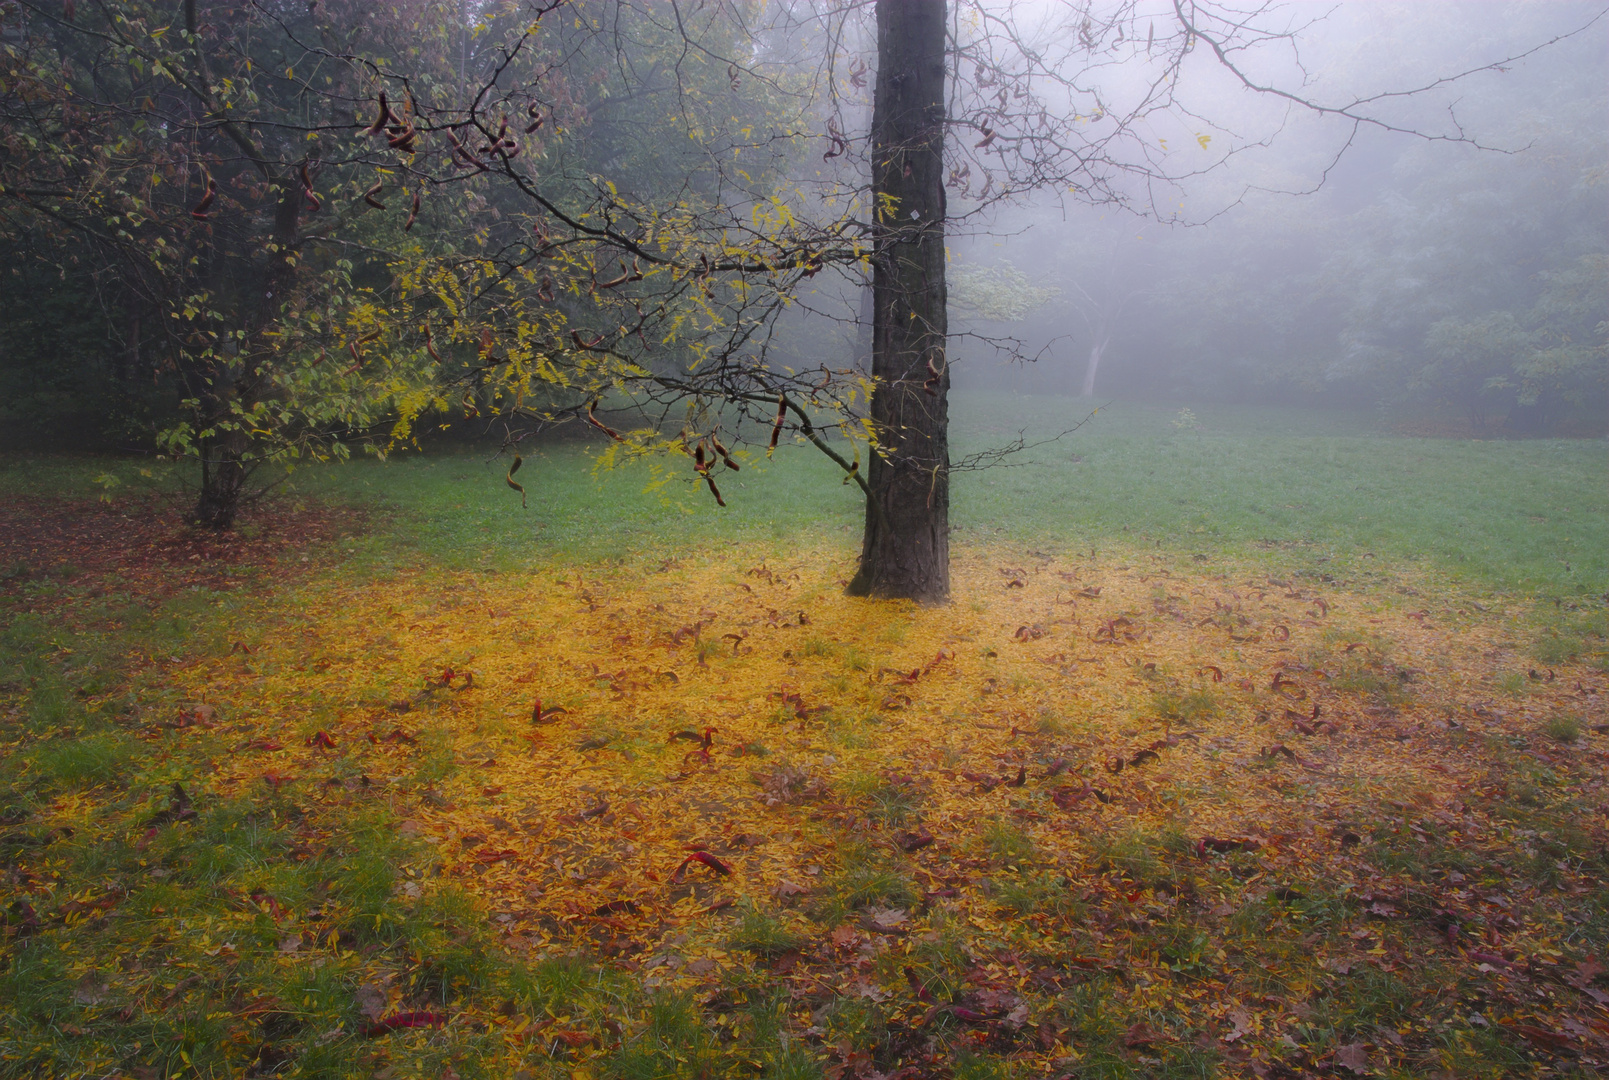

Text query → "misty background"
[1,0,1603,446]
[777,0,1607,436]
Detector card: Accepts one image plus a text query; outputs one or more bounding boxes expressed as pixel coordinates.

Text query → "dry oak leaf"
[1333,1042,1372,1075]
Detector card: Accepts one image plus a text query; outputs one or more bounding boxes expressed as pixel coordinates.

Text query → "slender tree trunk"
[192,176,303,529]
[1080,334,1109,397]
[846,0,950,603]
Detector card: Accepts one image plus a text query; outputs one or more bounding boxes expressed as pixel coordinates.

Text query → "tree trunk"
[846,0,950,603]
[192,174,303,529]
[1080,335,1109,397]
[194,427,250,530]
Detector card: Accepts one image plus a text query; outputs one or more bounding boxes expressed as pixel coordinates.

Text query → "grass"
[336,397,1606,599]
[10,396,1603,598]
[0,399,1605,1079]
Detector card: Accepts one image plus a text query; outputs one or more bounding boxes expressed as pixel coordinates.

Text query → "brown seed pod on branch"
[190,165,216,220]
[585,400,624,442]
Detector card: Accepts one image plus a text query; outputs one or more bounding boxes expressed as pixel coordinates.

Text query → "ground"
[0,405,1606,1080]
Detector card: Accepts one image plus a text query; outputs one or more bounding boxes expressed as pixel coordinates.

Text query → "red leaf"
[552,1029,594,1048]
[531,699,568,724]
[305,730,337,749]
[893,829,934,853]
[674,851,732,879]
[473,847,518,864]
[246,738,283,751]
[1051,783,1092,810]
[363,1010,446,1037]
[1006,766,1026,787]
[904,965,932,1000]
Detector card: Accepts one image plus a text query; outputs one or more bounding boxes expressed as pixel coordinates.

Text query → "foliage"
[0,0,469,522]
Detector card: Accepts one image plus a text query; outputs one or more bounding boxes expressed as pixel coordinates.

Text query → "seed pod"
[767,395,785,457]
[506,455,526,508]
[190,166,216,220]
[365,92,393,136]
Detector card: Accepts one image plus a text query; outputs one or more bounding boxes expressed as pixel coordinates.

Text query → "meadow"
[0,397,1604,1079]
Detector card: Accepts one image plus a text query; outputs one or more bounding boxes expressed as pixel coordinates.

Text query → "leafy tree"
[0,0,455,526]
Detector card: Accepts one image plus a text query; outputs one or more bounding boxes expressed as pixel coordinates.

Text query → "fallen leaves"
[28,525,1599,1080]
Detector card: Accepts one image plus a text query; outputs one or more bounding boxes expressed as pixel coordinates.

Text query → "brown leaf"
[354,982,388,1022]
[362,1011,447,1037]
[473,847,518,864]
[1333,1042,1371,1074]
[73,972,108,1005]
[1123,1021,1160,1048]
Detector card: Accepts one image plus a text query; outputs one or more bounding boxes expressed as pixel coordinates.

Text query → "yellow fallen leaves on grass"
[177,542,1603,979]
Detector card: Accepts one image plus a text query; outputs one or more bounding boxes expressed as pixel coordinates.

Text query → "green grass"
[945,397,1608,600]
[297,397,1606,598]
[9,396,1601,599]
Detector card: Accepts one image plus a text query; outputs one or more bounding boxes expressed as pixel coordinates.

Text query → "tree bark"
[192,174,304,530]
[846,0,950,603]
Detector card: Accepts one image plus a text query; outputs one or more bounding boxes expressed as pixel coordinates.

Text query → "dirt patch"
[0,495,364,599]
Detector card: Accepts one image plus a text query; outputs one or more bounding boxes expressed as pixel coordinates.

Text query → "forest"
[0,2,1605,1078]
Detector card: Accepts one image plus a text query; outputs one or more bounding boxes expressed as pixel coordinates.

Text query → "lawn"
[0,398,1604,1079]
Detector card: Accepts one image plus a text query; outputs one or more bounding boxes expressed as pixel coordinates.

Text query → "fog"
[784,1,1608,433]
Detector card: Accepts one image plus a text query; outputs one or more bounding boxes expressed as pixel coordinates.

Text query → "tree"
[91,0,1583,582]
[845,0,950,600]
[0,0,451,527]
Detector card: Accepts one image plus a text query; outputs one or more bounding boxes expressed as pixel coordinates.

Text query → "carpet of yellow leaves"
[172,542,1609,1074]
